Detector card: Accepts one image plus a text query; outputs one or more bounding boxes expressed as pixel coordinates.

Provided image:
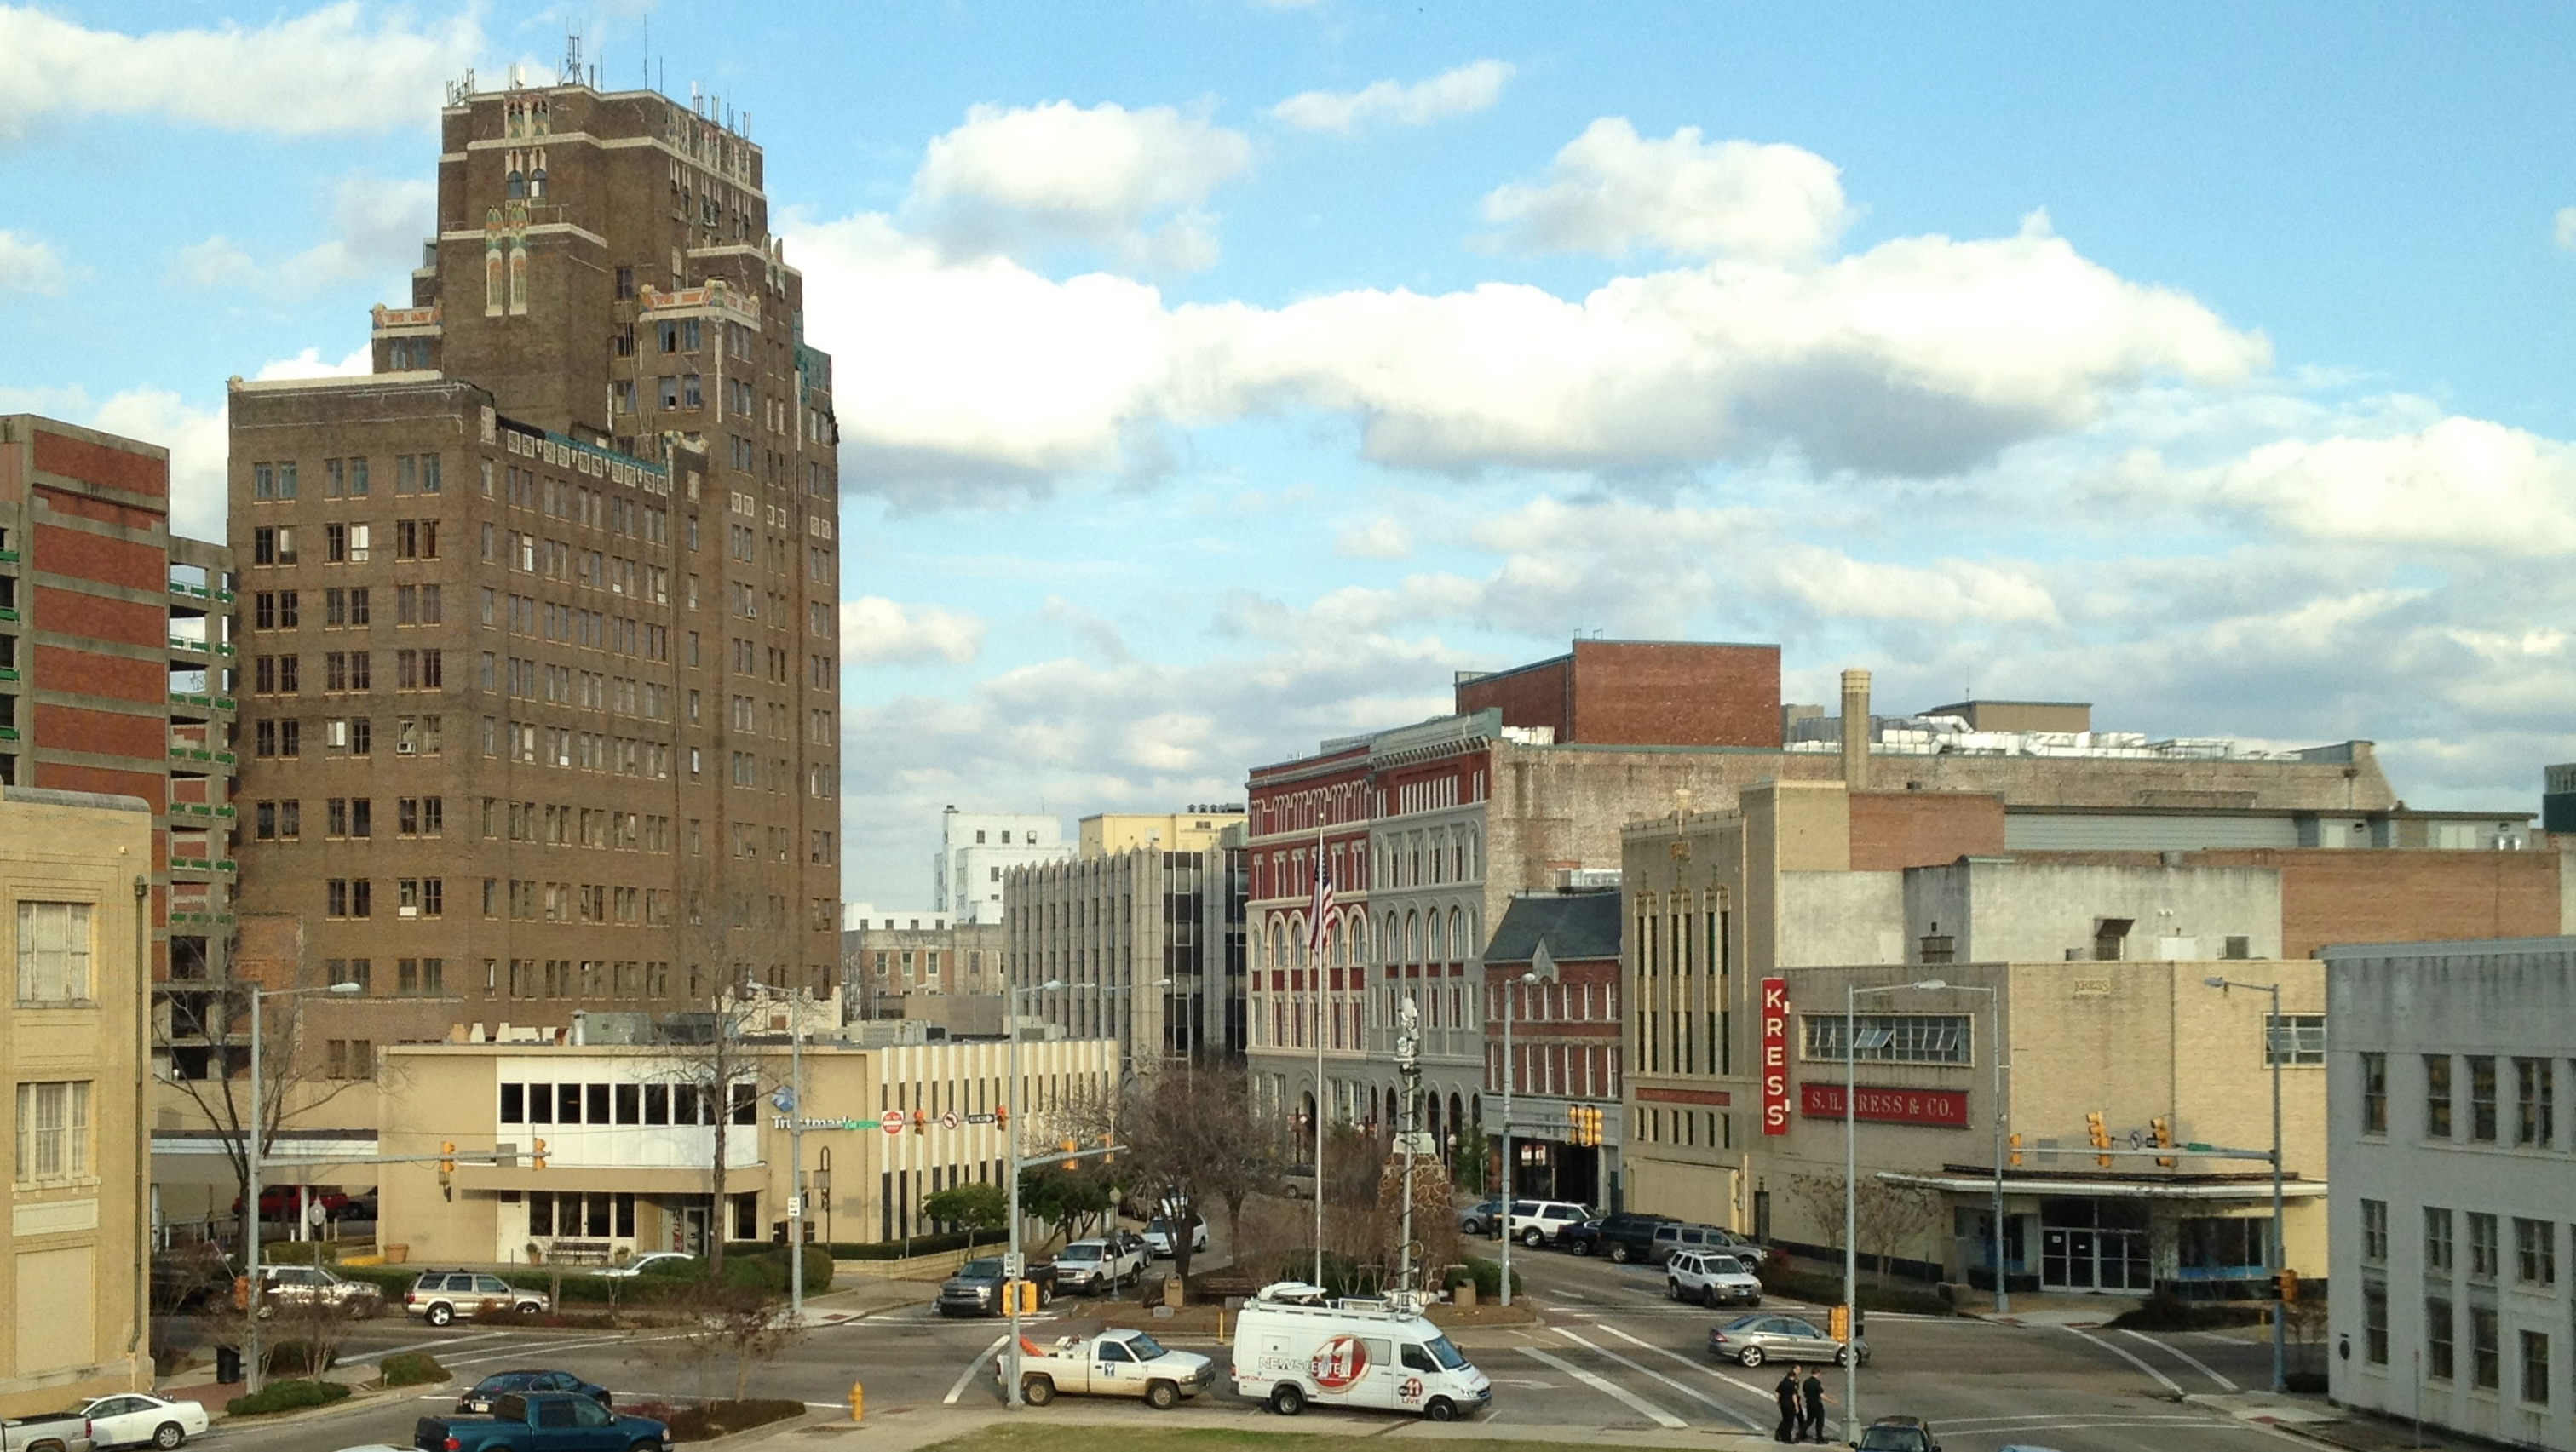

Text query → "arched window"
[530,168,549,199]
[1429,832,1446,885]
[1290,912,1308,967]
[1448,906,1465,962]
[1405,911,1419,964]
[507,169,526,199]
[1267,919,1285,971]
[1348,910,1368,963]
[1429,911,1446,961]
[1383,912,1399,967]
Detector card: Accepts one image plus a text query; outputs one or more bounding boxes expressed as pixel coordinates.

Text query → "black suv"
[1561,1212,1675,1263]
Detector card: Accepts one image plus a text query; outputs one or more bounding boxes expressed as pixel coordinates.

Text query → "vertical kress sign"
[1760,977,1791,1135]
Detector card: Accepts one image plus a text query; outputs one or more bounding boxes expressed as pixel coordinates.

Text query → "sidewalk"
[1957,1291,2148,1329]
[2189,1393,2496,1452]
[808,1274,934,1323]
[730,1403,1775,1452]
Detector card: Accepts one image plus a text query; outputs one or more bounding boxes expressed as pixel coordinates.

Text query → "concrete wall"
[1907,859,2285,966]
[1777,874,1903,967]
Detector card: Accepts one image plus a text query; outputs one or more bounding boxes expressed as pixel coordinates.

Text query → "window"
[2473,1308,2501,1389]
[2362,1282,2388,1366]
[2516,1218,2556,1286]
[2470,1055,2498,1142]
[1801,1013,1971,1065]
[2265,1013,2326,1066]
[2516,1057,2554,1147]
[16,902,91,1002]
[2361,1199,2388,1265]
[2523,1329,2550,1407]
[2426,1296,2455,1380]
[2361,1052,2387,1135]
[2425,1207,2455,1273]
[2426,1055,2453,1139]
[2470,1212,2500,1279]
[13,1082,89,1182]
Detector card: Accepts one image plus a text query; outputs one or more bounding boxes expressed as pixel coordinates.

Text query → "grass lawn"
[923,1427,1533,1452]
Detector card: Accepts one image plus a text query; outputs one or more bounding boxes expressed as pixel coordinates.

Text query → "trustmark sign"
[1798,1082,1970,1128]
[1759,977,1791,1135]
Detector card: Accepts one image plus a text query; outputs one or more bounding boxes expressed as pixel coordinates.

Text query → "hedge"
[224,1380,349,1416]
[1445,1257,1523,1300]
[824,1231,981,1260]
[379,1352,447,1386]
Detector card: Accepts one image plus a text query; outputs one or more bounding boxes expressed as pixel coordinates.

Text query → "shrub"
[262,1340,336,1376]
[823,1231,978,1260]
[1445,1256,1523,1300]
[224,1380,351,1416]
[336,1265,421,1300]
[665,1399,806,1440]
[379,1352,447,1387]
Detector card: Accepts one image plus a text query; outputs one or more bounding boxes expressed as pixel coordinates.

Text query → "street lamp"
[1498,963,1544,1309]
[2206,974,2288,1395]
[1840,978,1945,1439]
[1003,976,1063,1411]
[741,982,813,1320]
[244,977,362,1394]
[1900,979,2010,1316]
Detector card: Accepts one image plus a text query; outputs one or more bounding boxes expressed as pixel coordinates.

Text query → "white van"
[1231,1286,1492,1421]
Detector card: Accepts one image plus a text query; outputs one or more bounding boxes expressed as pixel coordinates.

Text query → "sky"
[8,3,2576,906]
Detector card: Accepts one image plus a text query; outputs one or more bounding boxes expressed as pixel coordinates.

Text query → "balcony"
[168,743,237,766]
[168,635,236,659]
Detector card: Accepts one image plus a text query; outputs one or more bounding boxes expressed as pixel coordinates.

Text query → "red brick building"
[1481,888,1623,1204]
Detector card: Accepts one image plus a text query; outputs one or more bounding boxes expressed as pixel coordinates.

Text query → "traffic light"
[531,1138,549,1171]
[2274,1269,2299,1304]
[1584,1105,1606,1146]
[1016,1279,1041,1315]
[1828,1304,1852,1341]
[1100,1131,1116,1167]
[2008,1133,2023,1168]
[440,1141,457,1174]
[1061,1138,1079,1171]
[911,1109,929,1134]
[2085,1111,2113,1168]
[2150,1116,2175,1168]
[1567,1104,1586,1145]
[995,1104,1009,1130]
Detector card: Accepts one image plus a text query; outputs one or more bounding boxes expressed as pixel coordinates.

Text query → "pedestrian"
[1773,1367,1801,1443]
[1800,1366,1827,1443]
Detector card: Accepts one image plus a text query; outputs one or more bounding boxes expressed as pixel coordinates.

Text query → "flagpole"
[1311,818,1326,1290]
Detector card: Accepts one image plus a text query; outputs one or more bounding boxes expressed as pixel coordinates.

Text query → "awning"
[452,1164,761,1195]
[1878,1171,2325,1201]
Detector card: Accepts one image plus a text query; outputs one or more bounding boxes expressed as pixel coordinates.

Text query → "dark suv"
[1561,1212,1674,1263]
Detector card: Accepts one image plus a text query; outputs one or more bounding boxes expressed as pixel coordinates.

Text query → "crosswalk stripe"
[2120,1328,2240,1391]
[2061,1324,2183,1393]
[1517,1346,1686,1429]
[1584,1320,1777,1409]
[946,1333,1009,1406]
[1553,1328,1762,1432]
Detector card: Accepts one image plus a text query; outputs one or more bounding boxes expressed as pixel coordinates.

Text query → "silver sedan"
[1705,1312,1869,1368]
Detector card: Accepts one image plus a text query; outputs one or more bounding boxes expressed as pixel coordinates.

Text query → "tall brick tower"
[227,71,843,1065]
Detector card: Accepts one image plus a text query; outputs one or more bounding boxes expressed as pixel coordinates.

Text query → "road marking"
[343,1331,503,1363]
[2121,1327,2240,1391]
[1553,1328,1762,1432]
[2062,1323,2184,1393]
[1585,1320,1774,1405]
[1516,1346,1686,1429]
[945,1333,1009,1406]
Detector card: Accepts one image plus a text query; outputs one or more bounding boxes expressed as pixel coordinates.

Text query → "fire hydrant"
[848,1382,864,1423]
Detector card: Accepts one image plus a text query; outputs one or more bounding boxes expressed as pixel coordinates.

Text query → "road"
[203,1248,2300,1452]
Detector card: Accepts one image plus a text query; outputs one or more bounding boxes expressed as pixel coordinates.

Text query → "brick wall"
[1566,640,1781,747]
[1848,790,2006,870]
[32,518,165,594]
[2203,848,2565,959]
[1456,655,1573,739]
[32,426,168,502]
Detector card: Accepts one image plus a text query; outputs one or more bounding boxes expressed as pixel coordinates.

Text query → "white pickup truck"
[1005,1329,1216,1409]
[1052,1236,1146,1294]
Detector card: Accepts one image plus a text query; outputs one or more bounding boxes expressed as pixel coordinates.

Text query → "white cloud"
[1334,515,1413,560]
[0,3,479,141]
[1271,60,1515,134]
[254,346,371,381]
[0,229,66,293]
[1481,118,1851,264]
[85,388,227,539]
[175,174,432,296]
[2556,206,2576,251]
[841,596,987,664]
[909,100,1251,270]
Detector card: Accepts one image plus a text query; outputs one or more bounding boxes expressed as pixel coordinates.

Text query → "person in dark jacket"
[1773,1367,1801,1442]
[1800,1368,1827,1442]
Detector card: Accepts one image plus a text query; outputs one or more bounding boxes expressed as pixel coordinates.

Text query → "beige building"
[1079,806,1245,858]
[2,785,153,1415]
[377,1035,1113,1260]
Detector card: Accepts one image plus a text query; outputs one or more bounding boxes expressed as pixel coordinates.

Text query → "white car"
[78,1394,208,1449]
[1055,1237,1144,1294]
[598,1251,697,1279]
[1666,1249,1763,1308]
[1504,1199,1594,1248]
[1141,1216,1208,1257]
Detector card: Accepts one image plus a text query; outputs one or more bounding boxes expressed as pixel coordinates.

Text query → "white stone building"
[933,809,1070,924]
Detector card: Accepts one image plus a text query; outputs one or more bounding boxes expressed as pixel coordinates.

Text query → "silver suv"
[1666,1250,1762,1308]
[404,1269,549,1325]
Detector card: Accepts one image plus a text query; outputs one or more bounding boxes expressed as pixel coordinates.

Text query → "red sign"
[1798,1082,1970,1128]
[1760,978,1791,1136]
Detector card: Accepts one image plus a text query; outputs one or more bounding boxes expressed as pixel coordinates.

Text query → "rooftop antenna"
[641,16,648,89]
[562,28,581,87]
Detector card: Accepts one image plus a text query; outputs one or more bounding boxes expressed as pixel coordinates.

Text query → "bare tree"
[1784,1171,1943,1286]
[1112,1068,1263,1284]
[154,985,370,1256]
[641,997,773,1283]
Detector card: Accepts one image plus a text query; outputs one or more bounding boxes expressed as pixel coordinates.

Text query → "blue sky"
[8,3,2576,904]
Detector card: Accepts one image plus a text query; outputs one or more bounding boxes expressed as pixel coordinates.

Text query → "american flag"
[1307,850,1335,961]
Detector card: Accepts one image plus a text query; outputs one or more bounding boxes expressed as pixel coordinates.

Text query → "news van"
[1230,1283,1492,1421]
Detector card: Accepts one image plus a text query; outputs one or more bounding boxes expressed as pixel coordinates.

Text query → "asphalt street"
[198,1247,2300,1452]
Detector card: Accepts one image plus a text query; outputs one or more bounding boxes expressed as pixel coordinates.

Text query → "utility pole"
[1395,998,1421,1296]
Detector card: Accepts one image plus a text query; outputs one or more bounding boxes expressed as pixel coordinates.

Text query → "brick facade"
[1453,638,1782,748]
[1848,789,2007,870]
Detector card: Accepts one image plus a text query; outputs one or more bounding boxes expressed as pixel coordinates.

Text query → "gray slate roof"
[1484,890,1622,965]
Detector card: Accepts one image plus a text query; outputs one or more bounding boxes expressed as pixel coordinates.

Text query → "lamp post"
[244,977,362,1394]
[2206,974,2288,1395]
[743,981,814,1319]
[1499,963,1544,1308]
[1898,979,2009,1315]
[1840,979,1941,1440]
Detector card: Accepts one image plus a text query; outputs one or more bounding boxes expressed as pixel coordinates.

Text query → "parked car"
[1141,1216,1208,1258]
[1560,1212,1674,1262]
[241,1263,382,1317]
[1053,1237,1144,1294]
[1502,1199,1593,1248]
[1705,1312,1867,1369]
[75,1396,203,1451]
[1008,1329,1216,1409]
[1856,1415,1942,1451]
[1665,1250,1762,1308]
[411,1392,669,1452]
[1456,1198,1504,1236]
[938,1257,1058,1317]
[0,1407,95,1452]
[455,1373,610,1416]
[1274,1164,1318,1200]
[596,1253,696,1280]
[1648,1222,1756,1264]
[404,1269,549,1326]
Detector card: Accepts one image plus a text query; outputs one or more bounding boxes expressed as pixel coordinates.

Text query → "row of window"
[318,958,446,998]
[2360,1052,2562,1147]
[495,464,670,546]
[486,526,669,605]
[486,655,670,719]
[323,878,442,919]
[2361,1200,2564,1286]
[489,592,669,662]
[2357,1284,2554,1407]
[486,802,675,852]
[495,957,690,1000]
[498,1078,754,1127]
[249,455,442,502]
[480,880,670,927]
[247,520,440,565]
[252,795,444,841]
[250,649,446,693]
[250,715,440,758]
[251,585,446,629]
